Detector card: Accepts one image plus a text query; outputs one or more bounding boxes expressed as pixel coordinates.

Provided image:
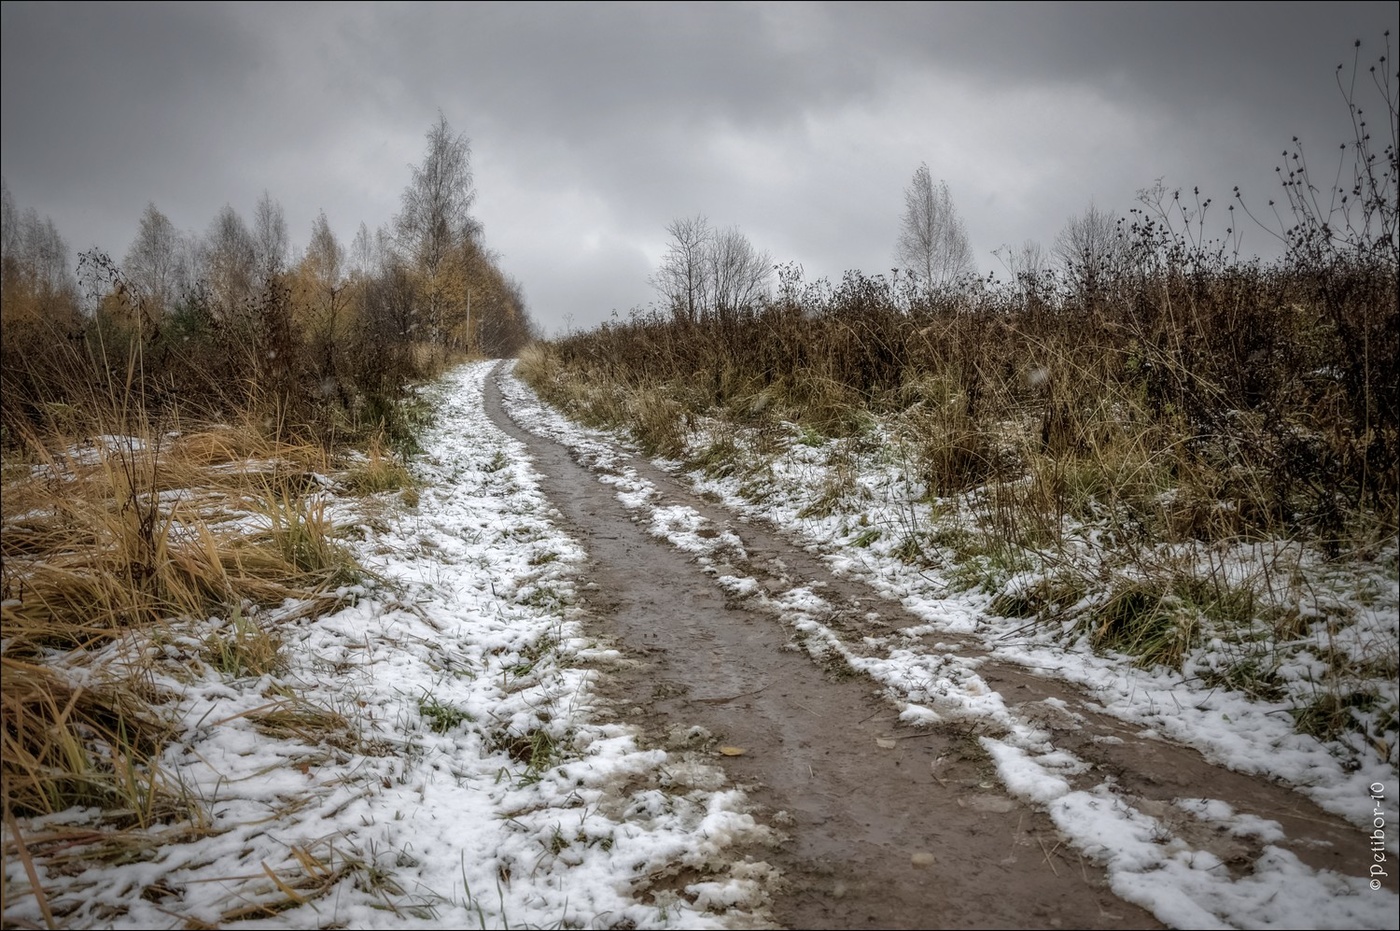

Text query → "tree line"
[2,115,535,445]
[586,28,1396,528]
[644,163,1203,324]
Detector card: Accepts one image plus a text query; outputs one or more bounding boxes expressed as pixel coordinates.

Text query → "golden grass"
[341,432,417,497]
[519,257,1397,700]
[0,655,188,823]
[1,405,374,857]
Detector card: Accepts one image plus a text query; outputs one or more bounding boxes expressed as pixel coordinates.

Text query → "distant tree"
[24,212,72,296]
[302,210,344,289]
[293,211,347,388]
[349,221,389,280]
[994,238,1052,308]
[895,163,974,291]
[1,178,19,263]
[1,183,83,434]
[123,203,184,317]
[460,245,534,357]
[1053,203,1127,303]
[396,113,479,275]
[651,214,712,323]
[1,179,72,300]
[395,113,481,346]
[1,179,74,302]
[252,191,289,283]
[651,216,771,322]
[203,205,256,320]
[708,225,772,320]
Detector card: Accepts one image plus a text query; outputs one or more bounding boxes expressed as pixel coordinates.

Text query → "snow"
[494,363,1400,931]
[1,363,774,930]
[5,359,1396,930]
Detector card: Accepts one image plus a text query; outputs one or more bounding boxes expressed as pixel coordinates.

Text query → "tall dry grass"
[520,224,1398,754]
[525,240,1397,537]
[0,386,368,826]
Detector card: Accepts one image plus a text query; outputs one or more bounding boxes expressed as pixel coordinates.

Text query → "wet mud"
[484,365,1370,929]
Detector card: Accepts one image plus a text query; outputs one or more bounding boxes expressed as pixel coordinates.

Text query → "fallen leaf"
[911,851,936,868]
[876,737,898,749]
[718,746,747,756]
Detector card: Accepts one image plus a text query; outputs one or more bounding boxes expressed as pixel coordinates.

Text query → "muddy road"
[484,364,1377,929]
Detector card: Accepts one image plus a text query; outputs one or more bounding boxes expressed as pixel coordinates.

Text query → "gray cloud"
[3,1,1394,331]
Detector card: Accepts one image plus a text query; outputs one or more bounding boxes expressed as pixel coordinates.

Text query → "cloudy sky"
[2,2,1394,334]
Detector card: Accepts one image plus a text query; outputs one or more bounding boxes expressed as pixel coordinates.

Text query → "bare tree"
[651,214,712,322]
[708,225,772,319]
[203,205,256,320]
[1053,203,1127,301]
[349,221,388,279]
[123,203,185,316]
[895,163,974,290]
[303,210,344,288]
[18,210,72,297]
[1,180,71,299]
[997,238,1046,276]
[395,112,479,277]
[252,191,289,283]
[994,238,1052,307]
[651,216,771,321]
[1,178,19,263]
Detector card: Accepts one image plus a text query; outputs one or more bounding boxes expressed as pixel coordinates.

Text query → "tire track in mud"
[484,367,1152,929]
[483,364,1380,929]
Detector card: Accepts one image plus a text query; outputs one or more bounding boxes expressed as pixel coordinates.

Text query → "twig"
[5,805,56,930]
[208,699,292,728]
[1037,835,1061,876]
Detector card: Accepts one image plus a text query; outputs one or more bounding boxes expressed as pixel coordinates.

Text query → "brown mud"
[484,364,1373,930]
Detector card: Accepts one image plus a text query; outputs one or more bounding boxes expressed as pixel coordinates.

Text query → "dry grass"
[0,656,190,823]
[524,258,1396,547]
[519,243,1398,756]
[0,399,376,867]
[340,432,418,500]
[2,424,338,651]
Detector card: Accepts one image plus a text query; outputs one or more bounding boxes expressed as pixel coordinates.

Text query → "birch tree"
[252,191,289,283]
[895,163,974,290]
[123,203,185,316]
[394,113,480,345]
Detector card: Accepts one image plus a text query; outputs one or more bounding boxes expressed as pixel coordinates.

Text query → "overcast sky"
[2,2,1394,334]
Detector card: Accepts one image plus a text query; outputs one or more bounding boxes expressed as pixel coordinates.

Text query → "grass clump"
[0,655,189,823]
[490,727,562,785]
[202,607,286,679]
[1086,581,1196,671]
[255,485,356,582]
[342,434,417,497]
[419,696,475,735]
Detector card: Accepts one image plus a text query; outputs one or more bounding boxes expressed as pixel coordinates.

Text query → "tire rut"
[489,364,1394,928]
[609,454,1371,884]
[485,365,1160,929]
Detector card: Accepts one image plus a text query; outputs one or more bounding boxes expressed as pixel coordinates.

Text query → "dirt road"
[484,363,1380,929]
